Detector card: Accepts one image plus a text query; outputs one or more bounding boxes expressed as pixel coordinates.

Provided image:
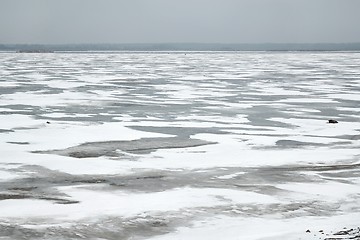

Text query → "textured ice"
[1,52,360,240]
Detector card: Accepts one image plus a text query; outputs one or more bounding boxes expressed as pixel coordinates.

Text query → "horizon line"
[1,42,360,52]
[1,42,360,45]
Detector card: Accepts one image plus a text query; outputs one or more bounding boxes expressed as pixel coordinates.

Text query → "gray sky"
[1,0,360,44]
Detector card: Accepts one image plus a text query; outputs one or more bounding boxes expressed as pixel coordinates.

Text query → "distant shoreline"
[1,43,360,52]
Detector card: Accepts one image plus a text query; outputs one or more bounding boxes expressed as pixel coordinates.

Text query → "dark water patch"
[135,175,166,180]
[0,193,77,204]
[71,178,109,184]
[0,165,80,204]
[334,134,360,141]
[0,129,14,133]
[0,84,50,95]
[319,170,360,181]
[0,193,29,200]
[38,197,79,204]
[34,137,216,158]
[0,111,15,115]
[255,139,353,150]
[244,105,296,128]
[259,163,360,173]
[110,102,154,108]
[276,140,326,148]
[7,142,30,145]
[8,187,37,191]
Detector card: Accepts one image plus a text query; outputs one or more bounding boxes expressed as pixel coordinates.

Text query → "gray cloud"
[1,0,360,44]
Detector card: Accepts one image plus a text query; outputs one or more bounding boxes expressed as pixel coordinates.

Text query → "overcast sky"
[1,0,360,44]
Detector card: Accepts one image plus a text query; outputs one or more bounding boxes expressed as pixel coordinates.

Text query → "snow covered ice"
[0,51,360,240]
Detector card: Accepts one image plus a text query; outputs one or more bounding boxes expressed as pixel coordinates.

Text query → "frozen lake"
[1,52,360,239]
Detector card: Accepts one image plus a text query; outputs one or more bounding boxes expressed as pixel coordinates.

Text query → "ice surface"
[1,51,360,240]
[147,213,360,240]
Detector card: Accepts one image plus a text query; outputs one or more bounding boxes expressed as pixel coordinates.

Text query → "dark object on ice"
[334,229,353,235]
[328,119,338,124]
[46,121,50,124]
[324,227,360,240]
[306,230,311,233]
